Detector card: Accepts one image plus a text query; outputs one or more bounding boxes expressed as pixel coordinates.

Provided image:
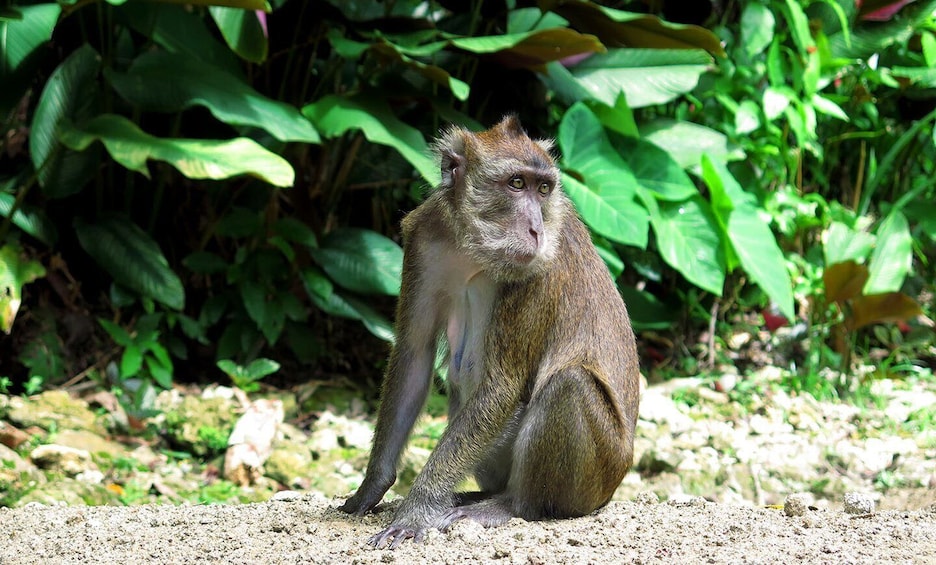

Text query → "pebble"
[843,492,875,514]
[784,493,810,517]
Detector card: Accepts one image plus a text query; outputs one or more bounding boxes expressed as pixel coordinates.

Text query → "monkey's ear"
[434,126,467,190]
[496,114,526,138]
[534,138,555,155]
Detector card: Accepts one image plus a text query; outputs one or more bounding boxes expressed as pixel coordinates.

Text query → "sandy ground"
[2,493,935,564]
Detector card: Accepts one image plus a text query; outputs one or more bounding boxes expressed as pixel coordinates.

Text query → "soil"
[2,492,935,564]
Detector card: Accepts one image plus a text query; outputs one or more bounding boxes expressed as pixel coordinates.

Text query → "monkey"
[337,115,640,549]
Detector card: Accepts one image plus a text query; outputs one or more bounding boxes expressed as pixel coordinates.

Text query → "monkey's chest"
[445,276,496,400]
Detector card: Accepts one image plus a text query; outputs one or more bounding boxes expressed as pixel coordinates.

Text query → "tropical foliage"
[1,0,934,401]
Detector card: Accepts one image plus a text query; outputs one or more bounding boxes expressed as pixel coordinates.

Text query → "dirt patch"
[2,493,935,564]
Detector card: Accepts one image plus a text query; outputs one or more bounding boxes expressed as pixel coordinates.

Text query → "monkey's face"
[443,116,565,281]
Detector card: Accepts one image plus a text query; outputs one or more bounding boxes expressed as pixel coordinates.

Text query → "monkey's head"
[433,116,567,281]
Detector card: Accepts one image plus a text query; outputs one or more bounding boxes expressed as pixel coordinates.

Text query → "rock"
[633,492,659,505]
[271,490,302,502]
[843,492,875,514]
[784,493,811,516]
[161,394,238,457]
[30,444,97,476]
[224,398,284,486]
[0,420,31,449]
[638,388,694,434]
[14,477,120,506]
[53,430,127,458]
[310,412,373,451]
[6,391,105,435]
[265,438,314,489]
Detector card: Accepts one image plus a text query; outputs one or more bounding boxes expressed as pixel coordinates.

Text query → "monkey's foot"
[439,499,514,531]
[367,525,426,549]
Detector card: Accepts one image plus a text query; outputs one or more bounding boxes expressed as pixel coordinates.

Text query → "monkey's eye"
[538,182,551,196]
[508,177,525,191]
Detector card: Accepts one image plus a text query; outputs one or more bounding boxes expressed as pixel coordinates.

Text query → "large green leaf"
[451,27,605,68]
[829,0,936,58]
[702,156,794,321]
[562,173,648,248]
[300,268,394,342]
[107,51,318,143]
[303,95,436,184]
[29,44,101,198]
[641,188,725,295]
[640,119,744,170]
[559,104,637,205]
[539,0,725,56]
[616,135,698,201]
[824,221,875,266]
[75,216,185,310]
[310,228,403,296]
[0,3,61,113]
[864,211,912,295]
[543,48,711,108]
[58,114,294,187]
[120,2,243,77]
[209,6,267,63]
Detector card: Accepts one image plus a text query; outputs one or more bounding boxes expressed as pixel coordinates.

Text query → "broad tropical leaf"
[58,114,295,187]
[29,44,101,198]
[0,243,46,333]
[562,173,648,248]
[702,156,794,322]
[865,211,912,294]
[640,119,744,170]
[75,216,185,310]
[303,95,436,184]
[543,48,711,108]
[108,51,318,143]
[310,228,403,296]
[0,3,61,112]
[210,6,268,63]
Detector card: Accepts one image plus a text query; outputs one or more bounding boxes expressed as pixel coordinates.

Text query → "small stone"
[784,493,810,517]
[667,494,706,507]
[843,492,875,514]
[634,491,660,505]
[271,490,302,502]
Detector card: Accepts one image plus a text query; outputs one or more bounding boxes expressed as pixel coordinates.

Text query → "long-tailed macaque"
[338,116,640,549]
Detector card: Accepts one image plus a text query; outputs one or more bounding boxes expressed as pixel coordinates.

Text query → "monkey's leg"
[439,366,629,530]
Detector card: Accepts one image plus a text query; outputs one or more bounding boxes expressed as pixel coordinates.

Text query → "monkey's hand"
[367,524,427,549]
[338,476,394,515]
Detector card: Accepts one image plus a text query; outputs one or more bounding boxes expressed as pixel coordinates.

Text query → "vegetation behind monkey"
[338,116,640,549]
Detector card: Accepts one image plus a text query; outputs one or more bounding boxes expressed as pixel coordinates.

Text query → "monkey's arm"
[338,249,439,516]
[338,341,435,515]
[368,369,523,547]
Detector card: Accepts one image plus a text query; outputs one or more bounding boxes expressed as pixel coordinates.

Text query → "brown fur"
[338,116,640,549]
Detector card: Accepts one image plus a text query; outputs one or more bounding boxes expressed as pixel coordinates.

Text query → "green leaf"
[783,0,814,55]
[864,211,912,294]
[740,2,774,59]
[310,228,403,296]
[923,31,936,67]
[702,156,794,321]
[210,7,267,63]
[734,100,761,134]
[107,51,318,143]
[303,95,436,184]
[559,104,637,204]
[304,275,394,342]
[244,358,280,380]
[451,27,605,68]
[640,119,744,170]
[562,173,648,248]
[641,189,725,295]
[543,48,711,108]
[273,217,318,248]
[75,215,185,310]
[98,318,132,347]
[615,135,698,202]
[182,251,228,274]
[121,343,144,379]
[620,285,678,330]
[58,114,295,187]
[0,243,47,333]
[121,2,243,76]
[824,221,875,266]
[543,1,725,56]
[146,355,174,389]
[29,44,101,198]
[0,187,58,246]
[216,359,241,378]
[830,0,936,58]
[811,94,848,122]
[0,3,61,113]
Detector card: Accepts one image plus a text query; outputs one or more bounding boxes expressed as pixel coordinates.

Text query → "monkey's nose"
[529,228,540,246]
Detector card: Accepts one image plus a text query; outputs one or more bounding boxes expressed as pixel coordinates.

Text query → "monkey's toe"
[440,499,514,531]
